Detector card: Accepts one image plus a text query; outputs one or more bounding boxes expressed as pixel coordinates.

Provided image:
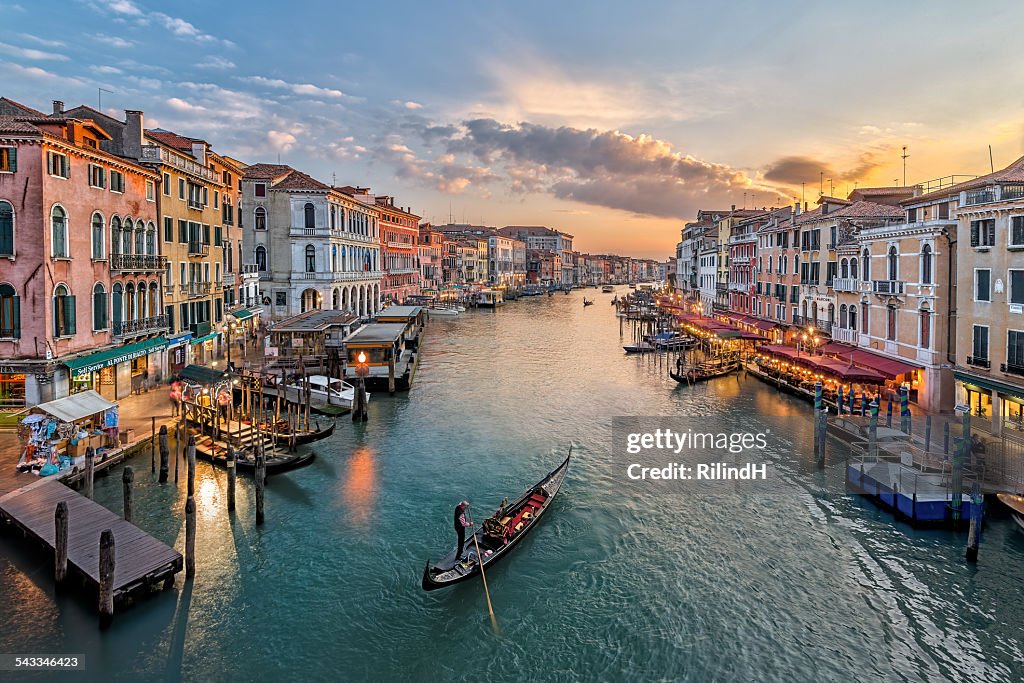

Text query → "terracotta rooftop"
[904,155,1024,204]
[828,200,904,219]
[0,116,42,134]
[146,128,209,151]
[242,163,294,180]
[272,169,331,191]
[0,97,46,118]
[817,195,853,206]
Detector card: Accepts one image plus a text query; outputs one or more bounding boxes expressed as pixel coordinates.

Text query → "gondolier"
[454,501,471,561]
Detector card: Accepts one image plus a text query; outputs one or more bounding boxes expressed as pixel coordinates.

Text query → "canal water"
[2,289,1023,682]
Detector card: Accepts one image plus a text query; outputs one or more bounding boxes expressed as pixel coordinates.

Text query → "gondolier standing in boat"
[454,501,471,561]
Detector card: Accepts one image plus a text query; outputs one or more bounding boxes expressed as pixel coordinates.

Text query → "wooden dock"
[0,477,182,610]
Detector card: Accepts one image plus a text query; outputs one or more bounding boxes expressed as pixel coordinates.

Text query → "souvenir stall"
[16,390,118,476]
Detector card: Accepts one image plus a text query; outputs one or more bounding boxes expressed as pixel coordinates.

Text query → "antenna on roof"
[819,171,824,196]
[901,146,909,186]
[989,145,995,173]
[801,182,806,205]
[97,87,114,111]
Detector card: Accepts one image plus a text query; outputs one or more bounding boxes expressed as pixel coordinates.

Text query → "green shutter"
[52,297,59,337]
[12,295,19,338]
[7,148,15,173]
[64,295,76,335]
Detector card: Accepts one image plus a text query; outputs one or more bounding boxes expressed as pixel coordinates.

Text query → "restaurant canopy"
[818,342,921,379]
[759,345,887,383]
[64,336,168,375]
[34,390,115,423]
[179,364,228,385]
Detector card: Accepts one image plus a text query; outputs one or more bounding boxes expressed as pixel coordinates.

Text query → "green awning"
[66,336,168,375]
[231,308,255,321]
[190,332,220,345]
[179,364,227,385]
[954,370,1024,400]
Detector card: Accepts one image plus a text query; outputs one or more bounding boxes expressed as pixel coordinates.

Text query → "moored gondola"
[669,359,739,384]
[421,451,571,591]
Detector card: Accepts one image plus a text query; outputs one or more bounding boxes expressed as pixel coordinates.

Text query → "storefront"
[190,332,221,365]
[954,370,1024,438]
[65,337,168,401]
[0,368,27,410]
[167,332,194,375]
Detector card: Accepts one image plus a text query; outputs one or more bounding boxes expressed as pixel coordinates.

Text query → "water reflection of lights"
[341,446,377,528]
[198,476,221,519]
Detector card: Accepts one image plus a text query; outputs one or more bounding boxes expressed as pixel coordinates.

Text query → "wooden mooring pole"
[122,466,134,523]
[151,416,156,473]
[84,446,95,499]
[185,436,197,579]
[99,529,115,628]
[187,436,196,497]
[54,501,68,586]
[159,425,169,483]
[227,445,236,513]
[255,443,266,525]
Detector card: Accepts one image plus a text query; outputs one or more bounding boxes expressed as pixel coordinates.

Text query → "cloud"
[268,130,297,152]
[403,101,423,110]
[243,76,352,100]
[22,34,66,48]
[89,64,123,75]
[196,56,235,70]
[166,97,207,113]
[89,1,231,46]
[0,41,69,61]
[95,33,135,48]
[762,153,883,188]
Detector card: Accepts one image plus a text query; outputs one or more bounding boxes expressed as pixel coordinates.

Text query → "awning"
[819,342,921,379]
[34,390,115,422]
[190,332,220,345]
[179,364,227,385]
[231,308,255,321]
[954,370,1024,399]
[65,336,168,375]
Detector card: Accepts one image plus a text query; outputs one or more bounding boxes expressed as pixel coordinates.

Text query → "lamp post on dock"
[353,351,369,422]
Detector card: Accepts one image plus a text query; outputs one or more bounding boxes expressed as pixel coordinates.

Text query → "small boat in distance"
[997,492,1024,532]
[669,358,739,384]
[623,342,656,353]
[602,284,614,293]
[422,451,571,591]
[426,307,460,317]
[583,298,594,307]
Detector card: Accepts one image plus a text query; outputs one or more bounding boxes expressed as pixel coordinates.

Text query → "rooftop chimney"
[124,110,144,160]
[52,100,63,116]
[731,204,736,211]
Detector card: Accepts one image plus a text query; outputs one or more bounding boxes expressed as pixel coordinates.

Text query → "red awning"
[819,342,921,379]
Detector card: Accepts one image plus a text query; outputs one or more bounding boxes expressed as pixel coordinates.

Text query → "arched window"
[850,257,858,280]
[149,282,159,317]
[0,283,19,338]
[304,203,315,230]
[887,246,898,281]
[255,245,267,271]
[305,244,316,272]
[840,258,849,279]
[920,309,931,348]
[862,248,870,281]
[887,305,897,341]
[135,223,145,255]
[53,284,75,337]
[51,206,68,257]
[111,216,122,255]
[125,283,136,321]
[254,206,267,231]
[839,304,848,328]
[136,281,146,320]
[92,283,107,331]
[921,244,932,285]
[146,223,156,256]
[849,305,857,331]
[88,212,105,260]
[122,218,134,254]
[112,283,123,328]
[827,302,835,325]
[0,201,14,256]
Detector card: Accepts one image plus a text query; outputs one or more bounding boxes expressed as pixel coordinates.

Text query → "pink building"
[0,98,164,406]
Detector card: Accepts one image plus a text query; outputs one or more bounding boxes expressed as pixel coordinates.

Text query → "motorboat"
[286,374,368,411]
[427,307,460,317]
[602,285,614,293]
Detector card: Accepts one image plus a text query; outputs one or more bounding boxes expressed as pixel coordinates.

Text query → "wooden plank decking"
[0,478,182,606]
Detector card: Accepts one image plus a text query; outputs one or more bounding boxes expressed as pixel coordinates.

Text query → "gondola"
[669,359,739,384]
[997,492,1024,532]
[422,451,571,591]
[267,420,336,446]
[623,342,655,353]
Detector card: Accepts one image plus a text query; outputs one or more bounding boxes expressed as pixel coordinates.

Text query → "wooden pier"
[0,478,182,613]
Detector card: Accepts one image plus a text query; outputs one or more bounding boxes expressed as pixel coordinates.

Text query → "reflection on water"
[340,446,377,529]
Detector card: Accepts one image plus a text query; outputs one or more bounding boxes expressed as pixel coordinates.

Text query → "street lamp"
[353,351,369,422]
[223,317,243,372]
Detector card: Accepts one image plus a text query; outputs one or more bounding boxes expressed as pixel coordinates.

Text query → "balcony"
[241,263,259,275]
[222,272,235,286]
[872,280,904,295]
[832,277,860,293]
[188,241,209,257]
[792,315,833,335]
[290,270,384,283]
[290,226,331,238]
[113,315,168,338]
[140,145,217,182]
[967,356,991,369]
[1000,362,1024,377]
[716,282,729,292]
[186,282,211,298]
[110,253,168,273]
[832,327,857,344]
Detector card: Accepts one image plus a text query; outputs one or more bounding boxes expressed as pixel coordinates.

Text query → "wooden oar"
[466,508,499,635]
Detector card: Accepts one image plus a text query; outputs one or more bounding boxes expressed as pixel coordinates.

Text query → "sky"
[2,1,1024,259]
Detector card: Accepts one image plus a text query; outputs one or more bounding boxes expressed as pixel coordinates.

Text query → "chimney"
[124,110,144,159]
[52,100,63,116]
[731,204,736,211]
[793,201,801,216]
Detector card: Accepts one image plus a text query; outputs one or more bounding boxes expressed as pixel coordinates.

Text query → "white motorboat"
[427,307,460,317]
[997,493,1024,532]
[286,374,368,411]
